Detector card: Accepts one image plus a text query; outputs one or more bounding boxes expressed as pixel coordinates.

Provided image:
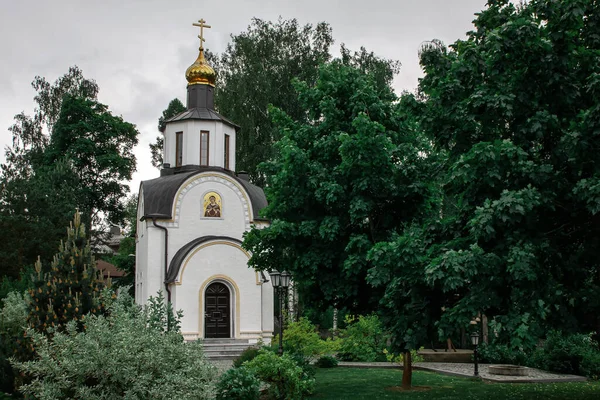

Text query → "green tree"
[0,68,138,279]
[369,0,600,357]
[27,211,109,336]
[242,61,436,389]
[150,98,186,168]
[216,18,334,185]
[107,194,138,296]
[45,95,138,226]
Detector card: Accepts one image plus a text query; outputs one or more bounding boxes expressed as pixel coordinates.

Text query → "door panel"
[204,282,230,338]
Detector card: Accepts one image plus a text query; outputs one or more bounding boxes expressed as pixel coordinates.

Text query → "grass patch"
[312,368,600,399]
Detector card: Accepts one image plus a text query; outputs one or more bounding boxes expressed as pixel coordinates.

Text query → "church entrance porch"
[204,282,231,338]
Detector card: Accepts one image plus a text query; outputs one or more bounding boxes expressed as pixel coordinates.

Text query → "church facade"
[135,20,273,343]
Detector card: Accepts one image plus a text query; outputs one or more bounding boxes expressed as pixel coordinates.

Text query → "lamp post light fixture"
[471,331,480,376]
[269,270,291,356]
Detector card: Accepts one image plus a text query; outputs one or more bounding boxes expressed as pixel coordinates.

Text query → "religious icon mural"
[203,192,222,217]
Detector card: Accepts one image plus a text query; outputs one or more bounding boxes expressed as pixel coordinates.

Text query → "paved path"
[337,361,587,383]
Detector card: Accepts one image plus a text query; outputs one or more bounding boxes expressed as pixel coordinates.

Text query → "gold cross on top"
[193,19,211,49]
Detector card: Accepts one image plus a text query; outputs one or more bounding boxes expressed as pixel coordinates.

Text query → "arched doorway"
[204,282,231,338]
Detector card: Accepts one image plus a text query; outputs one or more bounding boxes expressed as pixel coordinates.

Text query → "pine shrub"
[27,211,109,336]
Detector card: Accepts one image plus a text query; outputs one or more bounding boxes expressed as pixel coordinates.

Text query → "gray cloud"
[0,0,487,191]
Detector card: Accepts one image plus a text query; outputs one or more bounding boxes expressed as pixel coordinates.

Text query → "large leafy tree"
[44,95,138,226]
[216,18,334,185]
[0,67,138,280]
[243,61,435,389]
[369,0,600,355]
[243,61,434,316]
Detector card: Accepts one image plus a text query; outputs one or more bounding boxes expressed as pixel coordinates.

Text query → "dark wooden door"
[204,282,230,338]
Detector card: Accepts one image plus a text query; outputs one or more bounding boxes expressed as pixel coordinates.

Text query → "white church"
[135,20,273,343]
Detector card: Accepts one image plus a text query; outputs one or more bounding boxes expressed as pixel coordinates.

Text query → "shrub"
[532,331,600,377]
[315,355,338,368]
[245,350,314,400]
[27,211,109,337]
[216,366,260,400]
[11,291,217,399]
[233,346,261,368]
[478,342,528,366]
[337,314,390,362]
[0,291,29,394]
[280,317,338,360]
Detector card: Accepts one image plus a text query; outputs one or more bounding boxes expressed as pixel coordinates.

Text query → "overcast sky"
[0,0,487,192]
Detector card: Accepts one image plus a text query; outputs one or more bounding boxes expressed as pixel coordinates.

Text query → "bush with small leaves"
[233,346,261,368]
[245,350,314,400]
[0,291,29,394]
[11,291,217,399]
[532,331,600,378]
[337,314,390,362]
[478,342,528,366]
[315,355,338,368]
[216,366,261,400]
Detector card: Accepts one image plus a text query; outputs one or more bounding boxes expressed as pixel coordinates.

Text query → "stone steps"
[202,338,254,361]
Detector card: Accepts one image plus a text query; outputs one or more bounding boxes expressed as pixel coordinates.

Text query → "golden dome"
[185,49,216,87]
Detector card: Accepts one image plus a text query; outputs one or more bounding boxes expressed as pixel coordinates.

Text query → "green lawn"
[312,368,600,400]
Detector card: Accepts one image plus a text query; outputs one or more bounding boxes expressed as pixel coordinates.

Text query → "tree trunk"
[402,351,412,390]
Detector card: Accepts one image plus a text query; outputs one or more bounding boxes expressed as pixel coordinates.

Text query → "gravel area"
[414,362,588,383]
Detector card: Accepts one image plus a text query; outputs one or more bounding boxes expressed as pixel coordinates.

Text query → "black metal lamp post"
[471,331,480,376]
[269,270,291,356]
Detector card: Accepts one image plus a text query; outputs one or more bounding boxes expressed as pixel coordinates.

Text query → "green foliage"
[11,291,217,400]
[150,98,186,168]
[384,348,424,365]
[46,95,138,227]
[243,61,430,319]
[0,67,138,282]
[314,355,338,368]
[216,366,261,400]
[144,290,183,333]
[245,350,314,400]
[532,331,600,378]
[281,317,337,360]
[0,291,28,394]
[0,267,33,301]
[106,194,138,296]
[107,236,135,296]
[216,17,333,185]
[337,315,390,362]
[27,212,109,336]
[367,0,600,355]
[0,67,99,279]
[477,343,528,366]
[232,346,261,368]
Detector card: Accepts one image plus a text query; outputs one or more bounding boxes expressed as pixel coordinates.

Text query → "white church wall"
[135,190,148,304]
[165,176,249,271]
[175,241,264,340]
[144,226,166,301]
[163,120,237,169]
[261,282,274,337]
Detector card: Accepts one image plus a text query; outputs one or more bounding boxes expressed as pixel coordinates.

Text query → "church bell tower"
[161,19,238,174]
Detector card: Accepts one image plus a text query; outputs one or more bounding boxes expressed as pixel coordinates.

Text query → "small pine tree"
[27,211,110,335]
